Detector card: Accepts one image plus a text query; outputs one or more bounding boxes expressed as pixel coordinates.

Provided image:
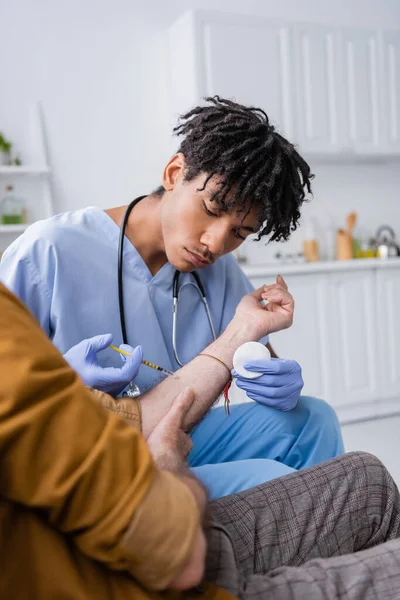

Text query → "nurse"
[0,96,343,499]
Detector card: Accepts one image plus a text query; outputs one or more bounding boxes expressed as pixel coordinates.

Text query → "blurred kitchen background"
[1,0,400,480]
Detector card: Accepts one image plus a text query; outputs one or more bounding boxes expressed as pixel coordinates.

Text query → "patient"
[2,282,400,600]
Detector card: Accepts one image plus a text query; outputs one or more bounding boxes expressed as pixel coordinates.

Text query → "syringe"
[109,345,178,378]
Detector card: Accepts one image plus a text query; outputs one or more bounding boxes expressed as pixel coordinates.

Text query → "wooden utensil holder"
[336,229,353,260]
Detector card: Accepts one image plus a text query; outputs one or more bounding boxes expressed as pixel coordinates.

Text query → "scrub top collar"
[91,206,174,286]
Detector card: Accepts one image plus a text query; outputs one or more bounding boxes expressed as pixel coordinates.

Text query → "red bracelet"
[198,353,232,416]
[198,352,230,375]
[223,380,232,416]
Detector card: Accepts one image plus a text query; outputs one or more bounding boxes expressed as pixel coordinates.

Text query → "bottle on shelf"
[1,184,25,225]
[302,218,320,262]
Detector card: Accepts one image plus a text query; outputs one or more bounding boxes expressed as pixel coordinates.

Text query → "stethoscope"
[172,269,216,366]
[117,196,217,393]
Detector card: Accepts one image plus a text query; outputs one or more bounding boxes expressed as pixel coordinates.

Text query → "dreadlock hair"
[156,96,314,242]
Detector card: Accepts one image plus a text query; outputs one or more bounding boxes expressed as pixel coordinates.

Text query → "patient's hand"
[146,387,208,592]
[234,275,294,339]
[147,387,195,472]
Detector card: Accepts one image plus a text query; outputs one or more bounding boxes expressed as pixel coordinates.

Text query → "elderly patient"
[1,283,400,600]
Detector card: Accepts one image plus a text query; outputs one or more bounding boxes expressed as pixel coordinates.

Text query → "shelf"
[0,224,30,233]
[242,257,400,278]
[0,166,50,176]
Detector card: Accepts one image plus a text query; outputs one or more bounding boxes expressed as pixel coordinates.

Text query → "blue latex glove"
[63,333,143,395]
[232,358,303,412]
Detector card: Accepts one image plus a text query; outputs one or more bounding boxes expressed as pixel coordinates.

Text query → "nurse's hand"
[63,333,143,396]
[232,358,303,411]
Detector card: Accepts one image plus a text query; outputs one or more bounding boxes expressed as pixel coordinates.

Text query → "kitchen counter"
[242,257,400,278]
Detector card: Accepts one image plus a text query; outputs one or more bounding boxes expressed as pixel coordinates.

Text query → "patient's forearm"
[140,279,295,437]
[139,322,254,438]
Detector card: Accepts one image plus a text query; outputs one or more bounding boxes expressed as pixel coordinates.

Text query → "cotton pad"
[233,341,271,379]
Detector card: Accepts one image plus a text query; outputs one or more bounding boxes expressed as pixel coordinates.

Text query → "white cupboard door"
[293,24,342,154]
[249,274,330,402]
[327,271,378,408]
[197,15,294,137]
[341,29,383,153]
[167,11,201,121]
[376,268,400,400]
[381,31,400,153]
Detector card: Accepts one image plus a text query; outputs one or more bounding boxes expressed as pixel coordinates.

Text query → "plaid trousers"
[206,452,400,599]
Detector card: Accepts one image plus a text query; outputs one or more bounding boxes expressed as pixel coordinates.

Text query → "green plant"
[0,132,12,154]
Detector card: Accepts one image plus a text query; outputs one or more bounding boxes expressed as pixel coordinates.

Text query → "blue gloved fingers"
[96,357,142,396]
[245,391,263,403]
[232,356,303,411]
[232,359,302,380]
[119,345,143,380]
[235,378,291,399]
[243,358,300,375]
[101,346,142,379]
[118,345,143,372]
[87,333,114,355]
[237,373,303,394]
[279,392,299,411]
[119,343,135,356]
[231,370,298,390]
[118,344,136,365]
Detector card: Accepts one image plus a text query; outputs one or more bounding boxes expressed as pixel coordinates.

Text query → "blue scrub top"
[0,207,268,393]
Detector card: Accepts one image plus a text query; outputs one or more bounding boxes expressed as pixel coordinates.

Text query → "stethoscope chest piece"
[124,382,141,398]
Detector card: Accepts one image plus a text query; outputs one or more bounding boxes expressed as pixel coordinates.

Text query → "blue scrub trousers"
[189,396,344,500]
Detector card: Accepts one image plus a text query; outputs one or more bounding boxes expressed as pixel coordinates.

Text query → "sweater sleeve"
[0,283,200,590]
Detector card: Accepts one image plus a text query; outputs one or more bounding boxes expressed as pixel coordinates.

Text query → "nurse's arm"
[139,279,294,438]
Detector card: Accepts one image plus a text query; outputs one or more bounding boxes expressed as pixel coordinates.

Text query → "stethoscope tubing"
[118,196,217,370]
[118,196,146,345]
[172,271,216,366]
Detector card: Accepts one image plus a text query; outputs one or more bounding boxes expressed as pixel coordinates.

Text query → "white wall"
[1,0,400,261]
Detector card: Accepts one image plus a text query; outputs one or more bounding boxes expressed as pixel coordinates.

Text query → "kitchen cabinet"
[168,11,294,138]
[293,24,342,153]
[381,31,400,153]
[243,259,400,424]
[376,267,400,400]
[341,28,382,154]
[168,11,400,157]
[326,271,378,407]
[201,18,292,136]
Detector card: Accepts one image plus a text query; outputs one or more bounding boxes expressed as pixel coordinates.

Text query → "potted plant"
[0,132,12,166]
